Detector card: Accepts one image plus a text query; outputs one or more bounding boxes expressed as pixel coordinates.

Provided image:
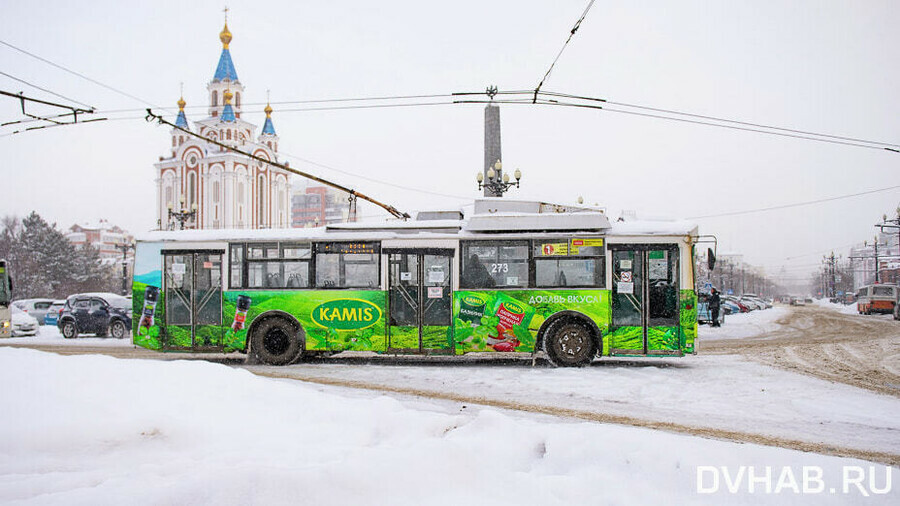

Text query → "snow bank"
[3,325,133,347]
[700,306,789,340]
[1,348,895,505]
[813,298,870,316]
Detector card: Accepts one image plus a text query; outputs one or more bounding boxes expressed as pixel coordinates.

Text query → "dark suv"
[58,293,132,339]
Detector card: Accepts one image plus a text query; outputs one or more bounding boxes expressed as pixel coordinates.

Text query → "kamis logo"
[462,295,486,306]
[501,300,526,315]
[311,299,382,330]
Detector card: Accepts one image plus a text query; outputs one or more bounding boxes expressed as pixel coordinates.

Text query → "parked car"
[720,299,741,315]
[724,296,749,312]
[43,299,66,326]
[58,293,132,339]
[11,305,38,337]
[12,298,55,325]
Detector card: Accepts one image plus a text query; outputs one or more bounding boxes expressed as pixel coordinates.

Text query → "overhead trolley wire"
[452,94,899,152]
[0,38,167,112]
[97,92,459,114]
[0,70,94,109]
[686,184,900,220]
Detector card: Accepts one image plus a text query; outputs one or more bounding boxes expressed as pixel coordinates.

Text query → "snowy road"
[246,352,900,465]
[2,347,895,505]
[704,305,900,396]
[5,304,900,467]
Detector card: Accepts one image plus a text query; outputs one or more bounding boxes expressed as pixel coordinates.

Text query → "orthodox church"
[154,21,291,230]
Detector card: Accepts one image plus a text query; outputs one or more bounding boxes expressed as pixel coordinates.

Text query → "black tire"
[109,320,127,339]
[542,319,597,367]
[61,320,78,339]
[250,317,303,366]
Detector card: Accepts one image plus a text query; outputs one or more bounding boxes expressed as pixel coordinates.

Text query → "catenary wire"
[686,184,900,219]
[453,97,898,152]
[0,70,94,109]
[0,39,167,111]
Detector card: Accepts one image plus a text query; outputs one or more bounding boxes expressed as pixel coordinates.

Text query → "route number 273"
[490,263,509,273]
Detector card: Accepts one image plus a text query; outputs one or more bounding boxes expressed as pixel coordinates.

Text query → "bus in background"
[856,284,898,315]
[131,199,701,367]
[0,260,12,338]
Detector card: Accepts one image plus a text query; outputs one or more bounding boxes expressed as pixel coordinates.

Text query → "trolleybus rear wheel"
[543,319,597,367]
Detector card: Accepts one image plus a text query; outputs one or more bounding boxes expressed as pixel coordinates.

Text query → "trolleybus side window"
[314,242,380,289]
[460,241,529,288]
[533,239,605,288]
[230,242,312,289]
[230,244,244,288]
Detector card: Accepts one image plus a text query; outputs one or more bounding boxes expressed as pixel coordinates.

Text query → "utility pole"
[874,239,880,283]
[877,206,900,284]
[115,242,134,296]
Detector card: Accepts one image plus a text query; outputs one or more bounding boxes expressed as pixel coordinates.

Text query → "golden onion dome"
[177,97,186,110]
[264,103,273,116]
[220,22,232,48]
[223,90,233,104]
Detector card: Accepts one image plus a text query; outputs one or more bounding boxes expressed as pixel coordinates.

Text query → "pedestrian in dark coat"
[709,288,721,327]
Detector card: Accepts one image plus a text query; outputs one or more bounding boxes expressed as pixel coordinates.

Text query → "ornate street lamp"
[476,159,521,197]
[168,195,198,230]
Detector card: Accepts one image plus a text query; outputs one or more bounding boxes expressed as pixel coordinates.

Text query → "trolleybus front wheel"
[543,319,597,367]
[250,317,303,366]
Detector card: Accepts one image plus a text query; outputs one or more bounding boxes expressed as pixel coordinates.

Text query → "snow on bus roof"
[608,219,698,236]
[137,199,697,241]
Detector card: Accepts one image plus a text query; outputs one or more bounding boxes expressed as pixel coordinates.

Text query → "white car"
[11,306,38,337]
[12,298,55,325]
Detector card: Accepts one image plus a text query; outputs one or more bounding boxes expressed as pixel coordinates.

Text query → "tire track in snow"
[250,368,900,466]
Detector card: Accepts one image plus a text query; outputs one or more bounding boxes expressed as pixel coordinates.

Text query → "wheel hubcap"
[263,328,290,356]
[560,329,586,356]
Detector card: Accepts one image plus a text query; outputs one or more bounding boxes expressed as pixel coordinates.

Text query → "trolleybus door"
[610,245,680,355]
[386,249,453,353]
[162,250,224,350]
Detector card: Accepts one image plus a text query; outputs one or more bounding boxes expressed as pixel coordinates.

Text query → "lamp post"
[476,159,521,197]
[168,195,198,230]
[114,242,134,296]
[865,237,881,284]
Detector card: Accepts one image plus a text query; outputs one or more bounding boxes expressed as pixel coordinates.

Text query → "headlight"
[2,321,9,328]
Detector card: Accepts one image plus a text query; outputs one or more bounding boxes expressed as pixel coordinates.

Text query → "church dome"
[220,22,232,48]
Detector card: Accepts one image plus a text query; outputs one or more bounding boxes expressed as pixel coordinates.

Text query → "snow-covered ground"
[1,347,896,505]
[699,306,789,340]
[265,352,900,457]
[5,324,133,347]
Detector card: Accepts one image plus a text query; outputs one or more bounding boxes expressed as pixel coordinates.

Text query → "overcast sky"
[1,0,897,283]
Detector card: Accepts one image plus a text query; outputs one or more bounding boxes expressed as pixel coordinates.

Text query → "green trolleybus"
[132,199,701,366]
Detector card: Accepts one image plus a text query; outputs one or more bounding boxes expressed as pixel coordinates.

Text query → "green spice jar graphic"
[486,293,535,352]
[458,293,488,328]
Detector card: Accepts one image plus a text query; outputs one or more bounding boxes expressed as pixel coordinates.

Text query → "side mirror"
[707,248,717,271]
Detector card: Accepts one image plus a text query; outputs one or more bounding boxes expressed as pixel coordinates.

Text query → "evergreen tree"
[0,212,120,299]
